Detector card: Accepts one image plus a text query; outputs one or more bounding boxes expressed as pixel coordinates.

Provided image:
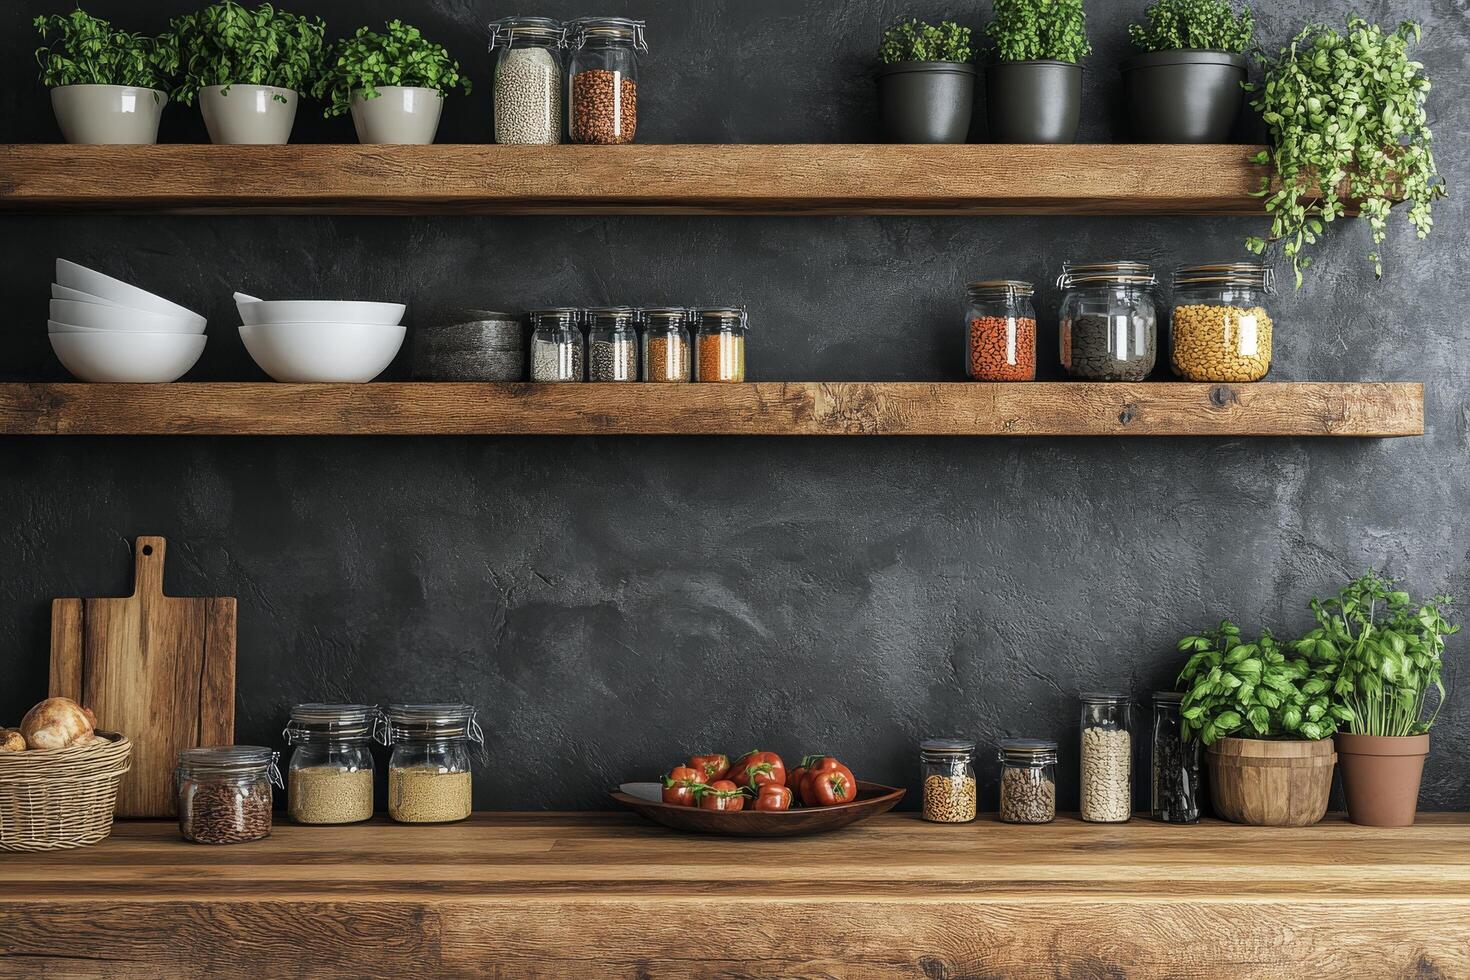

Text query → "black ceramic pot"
[985,60,1082,144]
[876,61,976,143]
[1121,50,1247,143]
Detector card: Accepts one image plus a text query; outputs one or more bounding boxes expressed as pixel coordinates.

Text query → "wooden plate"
[611,780,906,837]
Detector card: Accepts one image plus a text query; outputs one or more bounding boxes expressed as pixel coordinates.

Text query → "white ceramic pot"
[349,86,445,144]
[199,84,298,144]
[50,85,168,144]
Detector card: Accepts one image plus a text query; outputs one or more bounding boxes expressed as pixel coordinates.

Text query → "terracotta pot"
[1336,732,1428,827]
[1206,736,1334,826]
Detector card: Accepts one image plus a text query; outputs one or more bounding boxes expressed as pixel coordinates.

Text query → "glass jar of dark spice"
[695,307,747,383]
[1151,691,1200,823]
[586,306,639,381]
[997,738,1057,824]
[566,17,646,145]
[965,280,1037,381]
[488,17,565,145]
[283,703,378,826]
[176,745,282,845]
[640,307,691,382]
[1057,261,1158,381]
[530,308,585,382]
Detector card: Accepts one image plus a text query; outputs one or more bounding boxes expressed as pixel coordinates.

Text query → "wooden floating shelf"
[0,143,1279,216]
[0,382,1422,437]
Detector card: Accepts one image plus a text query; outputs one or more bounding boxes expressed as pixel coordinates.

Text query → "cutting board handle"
[132,536,167,600]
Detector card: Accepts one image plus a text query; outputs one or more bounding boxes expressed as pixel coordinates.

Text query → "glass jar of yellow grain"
[381,703,481,824]
[919,737,977,823]
[640,307,692,382]
[695,307,748,383]
[1170,263,1275,382]
[283,703,378,825]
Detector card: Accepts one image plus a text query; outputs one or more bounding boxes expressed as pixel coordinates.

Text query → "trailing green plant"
[170,1,326,105]
[1128,0,1253,54]
[879,19,973,64]
[1298,571,1457,737]
[1176,621,1346,744]
[1244,17,1445,288]
[34,9,179,91]
[986,0,1091,64]
[313,20,470,118]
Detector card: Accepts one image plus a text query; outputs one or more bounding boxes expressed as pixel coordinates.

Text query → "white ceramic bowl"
[52,283,131,308]
[55,258,206,330]
[239,322,406,383]
[49,331,207,383]
[50,298,203,334]
[236,298,407,327]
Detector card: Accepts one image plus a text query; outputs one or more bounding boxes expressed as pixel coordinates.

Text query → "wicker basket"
[0,731,131,851]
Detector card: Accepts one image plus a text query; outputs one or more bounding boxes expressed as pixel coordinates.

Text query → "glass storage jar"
[566,17,646,145]
[1151,691,1200,824]
[965,280,1037,381]
[1170,263,1275,382]
[283,703,377,825]
[530,308,584,382]
[382,703,481,824]
[1079,693,1132,823]
[997,738,1057,824]
[695,307,747,383]
[176,745,282,845]
[640,307,692,382]
[586,307,640,381]
[488,16,564,145]
[919,737,976,823]
[1057,261,1158,381]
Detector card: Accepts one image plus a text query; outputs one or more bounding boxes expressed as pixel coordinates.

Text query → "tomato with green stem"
[806,762,856,807]
[688,753,729,782]
[753,783,793,811]
[661,765,706,807]
[696,779,747,812]
[727,750,785,792]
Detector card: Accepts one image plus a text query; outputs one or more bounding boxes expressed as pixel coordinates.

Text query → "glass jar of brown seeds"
[997,738,1058,824]
[919,737,977,823]
[176,746,282,845]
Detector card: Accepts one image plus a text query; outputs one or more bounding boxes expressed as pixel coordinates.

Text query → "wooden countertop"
[3,812,1468,978]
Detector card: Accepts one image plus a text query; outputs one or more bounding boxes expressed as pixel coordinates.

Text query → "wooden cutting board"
[49,536,236,818]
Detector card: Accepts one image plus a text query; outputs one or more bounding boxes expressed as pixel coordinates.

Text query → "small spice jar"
[1151,691,1200,824]
[695,307,748,383]
[965,280,1037,381]
[1079,693,1133,823]
[488,17,565,145]
[586,307,640,381]
[1057,261,1159,381]
[1170,263,1275,382]
[382,703,481,824]
[997,738,1057,824]
[529,308,584,382]
[640,307,692,382]
[283,703,378,826]
[566,17,646,144]
[176,745,281,845]
[919,737,977,823]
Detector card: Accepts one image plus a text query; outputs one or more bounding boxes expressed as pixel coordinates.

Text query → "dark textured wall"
[2,0,1467,812]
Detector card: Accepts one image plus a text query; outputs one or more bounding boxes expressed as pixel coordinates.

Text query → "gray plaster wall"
[1,0,1466,812]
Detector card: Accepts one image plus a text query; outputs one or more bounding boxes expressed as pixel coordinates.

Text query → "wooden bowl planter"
[1336,732,1429,827]
[1206,736,1335,826]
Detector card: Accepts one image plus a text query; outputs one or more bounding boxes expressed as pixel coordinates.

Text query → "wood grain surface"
[0,143,1280,216]
[0,813,1466,978]
[0,381,1424,437]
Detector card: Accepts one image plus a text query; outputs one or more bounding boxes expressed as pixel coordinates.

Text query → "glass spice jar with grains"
[695,307,748,383]
[1170,263,1275,382]
[640,307,692,382]
[382,703,482,824]
[283,703,378,825]
[1151,691,1200,823]
[919,737,976,823]
[997,738,1057,824]
[488,17,565,145]
[1057,261,1158,381]
[530,308,585,382]
[176,745,282,845]
[965,279,1037,381]
[566,17,646,145]
[1079,693,1133,823]
[586,306,640,381]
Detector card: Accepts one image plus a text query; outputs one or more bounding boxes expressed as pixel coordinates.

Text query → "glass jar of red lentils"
[694,307,747,383]
[965,280,1036,381]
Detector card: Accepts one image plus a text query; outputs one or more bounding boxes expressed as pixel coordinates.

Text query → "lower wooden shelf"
[0,381,1424,436]
[2,813,1466,977]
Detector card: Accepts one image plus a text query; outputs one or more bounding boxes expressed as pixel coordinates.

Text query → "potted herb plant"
[34,10,178,145]
[1246,17,1444,287]
[1298,572,1457,827]
[1122,0,1253,143]
[171,1,325,145]
[984,0,1090,143]
[314,20,471,145]
[1177,621,1344,826]
[876,19,975,144]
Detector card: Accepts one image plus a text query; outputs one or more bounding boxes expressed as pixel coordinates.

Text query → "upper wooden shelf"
[0,381,1422,437]
[0,143,1273,216]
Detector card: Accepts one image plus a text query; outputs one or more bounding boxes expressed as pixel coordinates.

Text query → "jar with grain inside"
[1171,263,1274,382]
[566,17,645,145]
[383,703,480,824]
[176,745,281,845]
[488,17,564,145]
[586,306,639,381]
[1151,691,1200,824]
[1057,261,1158,381]
[283,703,377,825]
[695,307,747,383]
[919,738,977,823]
[966,280,1037,381]
[1080,693,1132,823]
[530,308,584,382]
[641,307,692,382]
[997,738,1057,824]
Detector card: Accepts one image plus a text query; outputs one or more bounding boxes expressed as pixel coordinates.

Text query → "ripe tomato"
[688,753,729,782]
[661,765,706,807]
[753,784,793,812]
[790,754,829,806]
[728,751,785,793]
[807,762,857,807]
[697,779,746,812]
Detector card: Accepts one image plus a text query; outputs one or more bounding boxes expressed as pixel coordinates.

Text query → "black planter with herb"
[876,19,975,143]
[1122,0,1253,143]
[984,0,1090,143]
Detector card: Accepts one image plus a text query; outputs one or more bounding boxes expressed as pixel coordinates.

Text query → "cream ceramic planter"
[50,85,168,144]
[199,84,298,144]
[349,86,446,144]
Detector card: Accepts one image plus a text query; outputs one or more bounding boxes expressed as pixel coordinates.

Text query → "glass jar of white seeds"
[530,308,584,382]
[488,17,565,145]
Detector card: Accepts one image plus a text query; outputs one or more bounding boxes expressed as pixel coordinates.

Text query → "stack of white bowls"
[236,293,407,383]
[49,259,208,382]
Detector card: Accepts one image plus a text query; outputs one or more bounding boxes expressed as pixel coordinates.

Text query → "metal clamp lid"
[488,16,565,50]
[967,279,1035,298]
[282,703,380,744]
[1057,261,1157,289]
[177,745,283,787]
[566,16,647,51]
[919,737,976,755]
[1173,262,1275,292]
[379,703,485,746]
[997,737,1059,764]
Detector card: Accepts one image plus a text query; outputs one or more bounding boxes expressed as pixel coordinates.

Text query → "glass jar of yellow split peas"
[1170,263,1275,382]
